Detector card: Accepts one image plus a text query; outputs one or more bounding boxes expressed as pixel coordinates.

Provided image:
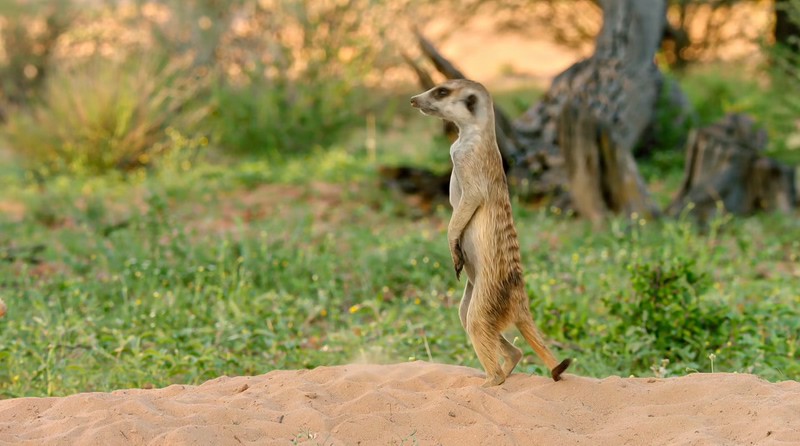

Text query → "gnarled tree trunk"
[667,114,797,222]
[551,0,665,223]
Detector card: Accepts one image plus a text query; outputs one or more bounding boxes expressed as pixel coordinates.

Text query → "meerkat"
[410,79,572,387]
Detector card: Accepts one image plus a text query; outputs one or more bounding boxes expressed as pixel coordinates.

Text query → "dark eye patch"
[434,87,451,99]
[465,94,477,114]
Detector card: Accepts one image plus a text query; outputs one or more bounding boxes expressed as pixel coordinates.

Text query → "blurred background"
[0,0,799,397]
[0,0,798,175]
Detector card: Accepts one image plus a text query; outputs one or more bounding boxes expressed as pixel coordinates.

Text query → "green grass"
[1,133,798,398]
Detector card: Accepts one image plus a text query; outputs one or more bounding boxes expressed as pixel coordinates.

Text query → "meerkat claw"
[452,241,464,280]
[482,375,505,387]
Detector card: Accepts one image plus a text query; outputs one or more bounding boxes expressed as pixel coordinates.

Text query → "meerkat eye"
[465,94,478,114]
[434,87,450,98]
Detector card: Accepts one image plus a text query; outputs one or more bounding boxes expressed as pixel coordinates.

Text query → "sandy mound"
[1,361,798,445]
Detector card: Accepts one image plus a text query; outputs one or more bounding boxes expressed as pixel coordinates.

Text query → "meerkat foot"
[550,358,572,381]
[500,337,523,378]
[502,349,522,378]
[482,375,506,387]
[468,323,505,388]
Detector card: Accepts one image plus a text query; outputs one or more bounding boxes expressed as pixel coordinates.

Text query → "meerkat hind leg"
[467,318,506,387]
[476,338,506,388]
[458,280,474,329]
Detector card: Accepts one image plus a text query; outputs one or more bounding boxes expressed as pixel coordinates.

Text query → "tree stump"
[667,113,797,221]
[553,0,666,223]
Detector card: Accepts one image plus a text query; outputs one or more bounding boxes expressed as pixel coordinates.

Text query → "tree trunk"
[668,113,797,222]
[549,0,665,222]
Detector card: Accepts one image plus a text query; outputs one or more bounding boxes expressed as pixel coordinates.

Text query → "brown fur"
[411,79,572,387]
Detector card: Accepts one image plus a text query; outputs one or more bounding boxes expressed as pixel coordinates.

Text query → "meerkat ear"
[465,94,478,114]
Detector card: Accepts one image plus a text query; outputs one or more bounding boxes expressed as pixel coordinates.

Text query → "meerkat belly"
[459,206,498,283]
[460,215,480,283]
[449,170,461,209]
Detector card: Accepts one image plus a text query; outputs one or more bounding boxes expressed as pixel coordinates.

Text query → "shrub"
[208,0,384,157]
[767,0,800,164]
[210,73,365,158]
[636,76,695,179]
[679,66,799,164]
[602,257,736,370]
[3,56,208,175]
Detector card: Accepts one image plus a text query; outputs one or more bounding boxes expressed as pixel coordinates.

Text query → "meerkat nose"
[410,96,419,107]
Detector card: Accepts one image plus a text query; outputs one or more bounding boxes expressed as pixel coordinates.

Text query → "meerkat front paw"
[450,239,464,280]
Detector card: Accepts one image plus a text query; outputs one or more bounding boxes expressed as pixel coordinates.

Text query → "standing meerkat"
[410,79,572,387]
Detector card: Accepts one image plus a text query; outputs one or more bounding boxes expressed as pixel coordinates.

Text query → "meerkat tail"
[550,358,572,382]
[515,316,571,381]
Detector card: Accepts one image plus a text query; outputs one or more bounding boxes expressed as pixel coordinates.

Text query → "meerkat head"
[410,79,493,129]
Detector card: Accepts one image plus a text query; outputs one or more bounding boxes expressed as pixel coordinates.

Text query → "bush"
[768,0,800,164]
[3,56,208,175]
[210,73,365,158]
[208,0,383,157]
[679,66,799,164]
[602,257,735,370]
[636,76,695,179]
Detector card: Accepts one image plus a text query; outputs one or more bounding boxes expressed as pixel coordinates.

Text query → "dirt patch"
[0,361,798,445]
[0,200,25,223]
[186,181,402,237]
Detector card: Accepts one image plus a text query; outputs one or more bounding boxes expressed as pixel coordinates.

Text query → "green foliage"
[210,73,365,158]
[0,0,799,400]
[767,0,800,164]
[492,86,542,115]
[679,69,747,127]
[1,154,798,397]
[636,76,695,180]
[678,66,799,164]
[207,0,382,157]
[3,56,208,175]
[602,258,733,369]
[2,0,386,173]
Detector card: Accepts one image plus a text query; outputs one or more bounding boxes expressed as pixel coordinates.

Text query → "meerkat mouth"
[415,106,438,117]
[410,96,439,117]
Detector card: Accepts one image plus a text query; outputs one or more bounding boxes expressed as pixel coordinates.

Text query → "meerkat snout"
[410,93,435,116]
